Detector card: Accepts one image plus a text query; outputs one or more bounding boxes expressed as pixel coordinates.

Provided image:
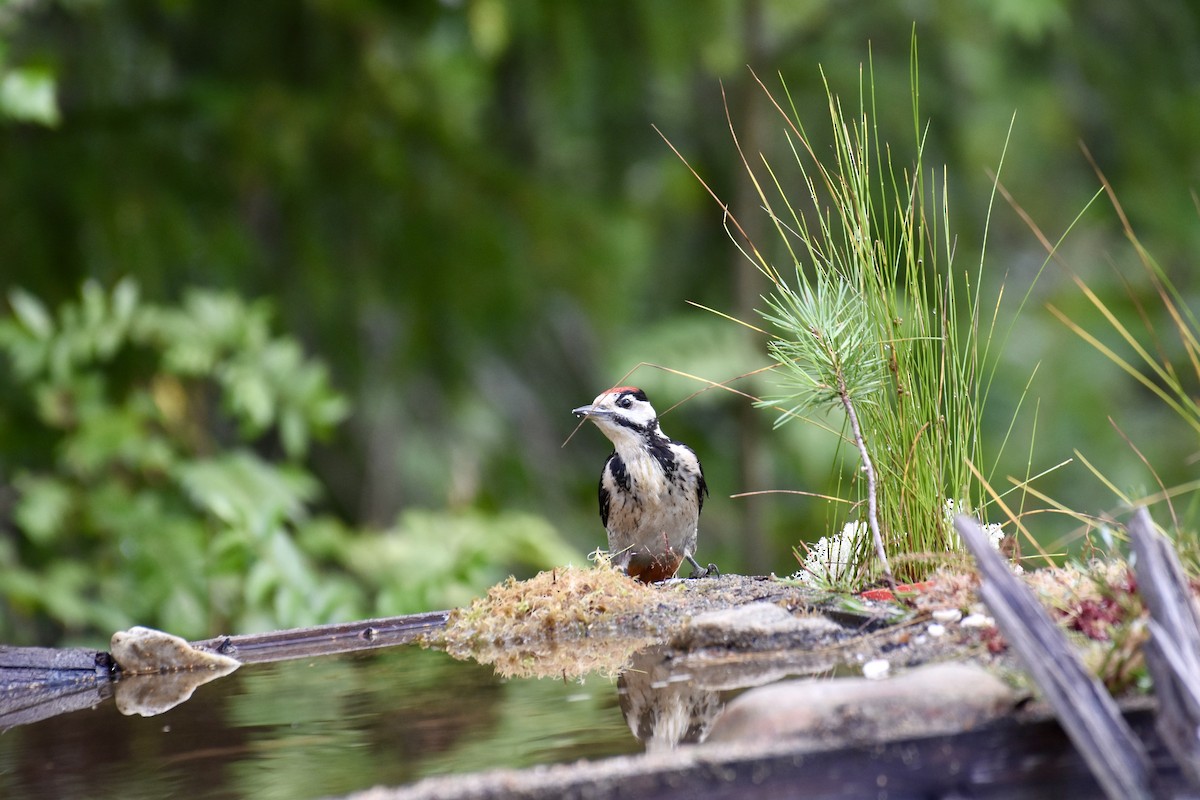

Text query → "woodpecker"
[572,386,715,582]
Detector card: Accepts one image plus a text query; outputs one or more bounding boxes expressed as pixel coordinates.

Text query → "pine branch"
[828,342,895,588]
[833,377,893,587]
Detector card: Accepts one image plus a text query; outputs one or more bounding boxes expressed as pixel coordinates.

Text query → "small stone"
[927,623,946,637]
[111,626,240,674]
[110,626,240,718]
[862,659,890,680]
[961,613,995,628]
[932,608,962,624]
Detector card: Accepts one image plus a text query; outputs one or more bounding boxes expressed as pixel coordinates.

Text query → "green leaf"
[0,67,59,126]
[0,566,45,607]
[176,451,318,533]
[13,475,73,544]
[245,558,277,608]
[161,587,209,636]
[61,399,165,475]
[111,277,140,322]
[8,288,53,339]
[278,408,307,459]
[38,562,92,627]
[224,367,275,431]
[210,526,252,561]
[268,528,314,589]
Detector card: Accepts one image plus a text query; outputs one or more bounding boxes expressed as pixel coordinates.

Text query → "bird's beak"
[572,404,611,420]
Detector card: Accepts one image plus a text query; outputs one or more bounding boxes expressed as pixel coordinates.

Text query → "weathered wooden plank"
[1128,507,1200,790]
[0,646,115,731]
[188,609,451,664]
[0,644,108,673]
[954,514,1157,800]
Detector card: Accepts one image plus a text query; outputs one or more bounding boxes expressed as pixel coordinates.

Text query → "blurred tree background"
[0,0,1197,644]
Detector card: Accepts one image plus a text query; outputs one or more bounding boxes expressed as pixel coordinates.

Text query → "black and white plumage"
[572,386,714,582]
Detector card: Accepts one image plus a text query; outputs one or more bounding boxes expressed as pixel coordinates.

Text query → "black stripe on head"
[612,415,658,435]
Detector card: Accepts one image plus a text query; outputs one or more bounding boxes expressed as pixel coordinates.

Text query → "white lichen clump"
[795,501,1008,589]
[943,499,1004,550]
[794,521,864,588]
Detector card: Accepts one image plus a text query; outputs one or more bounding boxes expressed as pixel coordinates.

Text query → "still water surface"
[0,646,638,799]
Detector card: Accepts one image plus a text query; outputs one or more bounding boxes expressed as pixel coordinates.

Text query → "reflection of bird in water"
[617,645,723,752]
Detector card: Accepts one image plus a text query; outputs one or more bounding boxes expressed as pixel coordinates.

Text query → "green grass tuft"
[720,44,1042,584]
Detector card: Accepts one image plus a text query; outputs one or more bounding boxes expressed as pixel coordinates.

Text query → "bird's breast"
[623,453,670,497]
[606,450,699,522]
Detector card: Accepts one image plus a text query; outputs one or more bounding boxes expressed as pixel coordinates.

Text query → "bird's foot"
[685,555,719,579]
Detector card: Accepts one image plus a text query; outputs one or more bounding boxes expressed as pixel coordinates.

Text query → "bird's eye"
[617,396,633,409]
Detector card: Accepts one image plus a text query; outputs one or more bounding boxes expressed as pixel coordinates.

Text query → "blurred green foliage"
[0,1,1198,642]
[0,281,581,643]
[0,6,59,126]
[0,279,342,639]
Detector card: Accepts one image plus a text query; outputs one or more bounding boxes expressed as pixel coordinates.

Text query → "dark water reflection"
[0,646,638,799]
